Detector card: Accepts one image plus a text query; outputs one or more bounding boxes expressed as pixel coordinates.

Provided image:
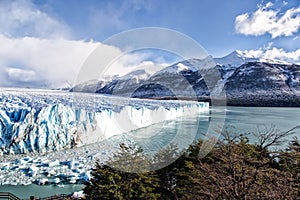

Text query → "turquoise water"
[220,106,300,142]
[130,106,300,153]
[222,106,300,131]
[0,106,299,198]
[0,184,84,199]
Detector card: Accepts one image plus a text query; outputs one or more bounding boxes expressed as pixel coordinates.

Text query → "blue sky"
[0,0,299,88]
[30,0,300,55]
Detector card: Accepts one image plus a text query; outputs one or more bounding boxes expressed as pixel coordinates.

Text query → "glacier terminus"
[0,88,209,186]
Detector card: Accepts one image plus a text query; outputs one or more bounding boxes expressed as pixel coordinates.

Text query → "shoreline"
[147,95,300,107]
[0,184,84,199]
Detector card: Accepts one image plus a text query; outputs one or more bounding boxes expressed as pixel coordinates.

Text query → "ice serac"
[0,89,209,155]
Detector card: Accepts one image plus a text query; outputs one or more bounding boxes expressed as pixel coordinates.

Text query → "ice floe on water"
[0,135,134,186]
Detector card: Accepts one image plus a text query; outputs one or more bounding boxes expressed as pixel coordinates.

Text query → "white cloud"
[5,67,36,82]
[264,2,274,9]
[0,0,70,38]
[235,2,300,38]
[0,34,171,88]
[103,51,171,77]
[0,1,170,88]
[0,1,126,88]
[242,48,300,64]
[0,35,104,88]
[258,1,274,10]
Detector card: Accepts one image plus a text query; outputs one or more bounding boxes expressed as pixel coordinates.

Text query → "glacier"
[0,88,209,155]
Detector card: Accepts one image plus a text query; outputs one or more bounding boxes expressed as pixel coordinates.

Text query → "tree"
[83,143,161,200]
[84,127,300,199]
[278,136,300,195]
[175,128,300,199]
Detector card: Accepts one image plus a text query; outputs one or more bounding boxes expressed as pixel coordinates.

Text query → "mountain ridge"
[71,51,300,106]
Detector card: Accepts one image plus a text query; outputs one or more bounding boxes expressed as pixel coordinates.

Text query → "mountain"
[225,62,300,106]
[71,51,300,106]
[214,50,291,67]
[216,51,300,106]
[70,77,114,93]
[96,58,214,99]
[96,69,150,96]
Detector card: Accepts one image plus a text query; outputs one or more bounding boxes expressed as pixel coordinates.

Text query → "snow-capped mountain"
[214,50,291,67]
[118,69,150,81]
[96,69,150,96]
[96,58,213,98]
[153,57,215,75]
[214,51,300,105]
[224,62,300,106]
[71,51,300,106]
[70,75,117,93]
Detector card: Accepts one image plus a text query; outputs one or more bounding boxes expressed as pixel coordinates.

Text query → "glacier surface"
[0,88,209,155]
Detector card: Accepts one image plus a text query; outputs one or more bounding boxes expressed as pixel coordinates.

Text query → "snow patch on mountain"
[215,50,292,67]
[152,57,215,76]
[177,63,192,72]
[118,69,150,81]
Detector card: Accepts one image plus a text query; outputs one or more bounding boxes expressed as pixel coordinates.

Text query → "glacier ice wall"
[0,89,209,155]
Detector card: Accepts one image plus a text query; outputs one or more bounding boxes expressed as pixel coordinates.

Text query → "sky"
[0,0,300,88]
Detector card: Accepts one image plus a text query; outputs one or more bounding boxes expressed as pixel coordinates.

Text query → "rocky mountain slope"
[224,62,300,106]
[71,51,300,106]
[96,59,212,98]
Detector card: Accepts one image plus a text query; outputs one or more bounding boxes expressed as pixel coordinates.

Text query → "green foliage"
[84,128,300,199]
[83,143,161,200]
[278,137,300,190]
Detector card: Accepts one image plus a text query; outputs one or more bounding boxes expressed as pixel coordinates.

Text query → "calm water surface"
[0,184,84,199]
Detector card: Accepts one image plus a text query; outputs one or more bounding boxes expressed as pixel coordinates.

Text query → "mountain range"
[71,51,300,106]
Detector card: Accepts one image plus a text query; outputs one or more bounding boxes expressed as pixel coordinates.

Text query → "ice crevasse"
[0,93,209,155]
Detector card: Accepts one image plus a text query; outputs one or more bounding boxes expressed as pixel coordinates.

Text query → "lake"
[130,106,300,155]
[0,106,299,198]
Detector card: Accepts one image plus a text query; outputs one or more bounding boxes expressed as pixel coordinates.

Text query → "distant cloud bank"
[0,35,101,88]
